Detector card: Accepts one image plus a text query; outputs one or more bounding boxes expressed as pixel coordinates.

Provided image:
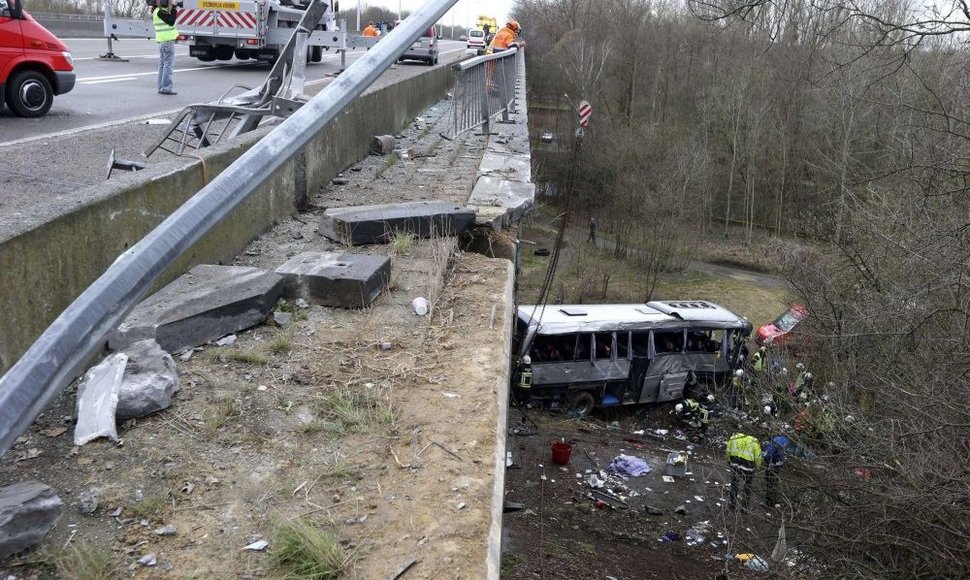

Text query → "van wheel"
[566,391,596,417]
[5,70,53,118]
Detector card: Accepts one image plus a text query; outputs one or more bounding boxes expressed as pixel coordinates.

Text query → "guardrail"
[0,0,460,457]
[30,11,104,21]
[451,47,521,137]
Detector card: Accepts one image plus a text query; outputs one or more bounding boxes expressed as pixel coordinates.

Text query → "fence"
[0,0,460,457]
[451,47,521,137]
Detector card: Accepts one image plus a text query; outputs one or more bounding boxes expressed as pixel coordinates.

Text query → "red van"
[0,0,75,117]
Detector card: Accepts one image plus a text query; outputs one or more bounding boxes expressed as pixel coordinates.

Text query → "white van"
[513,301,751,414]
[466,28,486,54]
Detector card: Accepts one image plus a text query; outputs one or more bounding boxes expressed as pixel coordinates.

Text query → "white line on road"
[78,63,243,82]
[82,77,139,85]
[74,52,189,61]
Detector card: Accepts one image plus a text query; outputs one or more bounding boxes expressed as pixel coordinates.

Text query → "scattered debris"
[659,532,681,542]
[74,354,126,445]
[608,454,651,477]
[115,340,181,420]
[674,505,687,515]
[155,524,177,536]
[0,481,64,559]
[41,427,67,438]
[215,334,237,347]
[138,554,157,567]
[242,540,269,551]
[412,297,429,316]
[273,311,294,328]
[77,488,101,515]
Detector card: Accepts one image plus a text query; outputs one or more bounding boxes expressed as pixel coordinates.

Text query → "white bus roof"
[517,301,749,334]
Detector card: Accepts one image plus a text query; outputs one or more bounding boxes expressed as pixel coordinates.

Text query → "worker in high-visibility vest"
[151,0,180,95]
[362,21,380,38]
[485,20,523,92]
[751,345,767,372]
[726,432,762,510]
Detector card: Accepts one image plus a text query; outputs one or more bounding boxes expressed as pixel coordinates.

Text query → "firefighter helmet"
[506,19,521,33]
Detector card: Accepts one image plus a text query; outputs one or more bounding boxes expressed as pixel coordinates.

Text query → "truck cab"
[0,0,75,117]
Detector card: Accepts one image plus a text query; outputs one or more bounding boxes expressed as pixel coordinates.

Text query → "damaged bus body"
[513,301,751,415]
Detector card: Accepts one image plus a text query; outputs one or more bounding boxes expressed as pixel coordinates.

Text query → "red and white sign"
[177,9,258,30]
[577,99,592,127]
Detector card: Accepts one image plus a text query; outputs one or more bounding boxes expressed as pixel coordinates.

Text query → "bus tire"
[566,391,596,417]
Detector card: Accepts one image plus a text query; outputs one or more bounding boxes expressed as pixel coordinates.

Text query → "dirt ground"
[0,93,513,579]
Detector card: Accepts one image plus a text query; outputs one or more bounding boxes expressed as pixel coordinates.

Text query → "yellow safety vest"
[726,433,763,468]
[153,8,179,43]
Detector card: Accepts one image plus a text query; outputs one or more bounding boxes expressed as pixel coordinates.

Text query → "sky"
[362,0,516,29]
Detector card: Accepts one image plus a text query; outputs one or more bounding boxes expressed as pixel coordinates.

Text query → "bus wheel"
[566,391,596,417]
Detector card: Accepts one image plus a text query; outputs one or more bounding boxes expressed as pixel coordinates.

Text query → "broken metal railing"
[450,47,522,137]
[0,0,460,457]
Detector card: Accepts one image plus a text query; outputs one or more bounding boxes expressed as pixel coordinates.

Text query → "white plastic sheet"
[74,354,127,445]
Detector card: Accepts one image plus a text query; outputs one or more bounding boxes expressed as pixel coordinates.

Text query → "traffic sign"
[577,99,592,127]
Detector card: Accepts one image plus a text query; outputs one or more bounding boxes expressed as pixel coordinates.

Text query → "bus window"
[574,333,592,361]
[686,329,722,352]
[655,330,684,353]
[530,335,563,362]
[632,331,652,357]
[594,332,613,360]
[616,331,630,359]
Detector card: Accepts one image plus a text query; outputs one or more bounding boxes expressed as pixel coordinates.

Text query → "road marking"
[82,77,139,85]
[0,109,185,149]
[74,52,190,61]
[78,63,243,82]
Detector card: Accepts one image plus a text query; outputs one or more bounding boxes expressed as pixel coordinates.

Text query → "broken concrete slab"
[319,201,476,246]
[0,481,64,559]
[468,177,536,228]
[479,150,531,183]
[276,252,390,309]
[109,265,284,354]
[116,340,181,420]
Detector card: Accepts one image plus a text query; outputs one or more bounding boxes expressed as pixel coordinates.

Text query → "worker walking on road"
[726,432,762,510]
[152,0,179,95]
[587,217,597,243]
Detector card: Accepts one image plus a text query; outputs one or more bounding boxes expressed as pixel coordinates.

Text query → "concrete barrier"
[31,13,105,38]
[0,65,453,373]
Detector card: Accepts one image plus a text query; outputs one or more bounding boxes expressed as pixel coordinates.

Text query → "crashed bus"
[512,301,751,414]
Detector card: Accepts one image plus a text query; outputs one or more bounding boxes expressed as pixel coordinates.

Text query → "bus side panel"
[640,355,690,403]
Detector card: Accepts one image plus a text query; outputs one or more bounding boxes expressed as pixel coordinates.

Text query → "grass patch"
[54,540,117,580]
[500,553,521,578]
[312,386,394,435]
[373,155,398,179]
[390,232,416,254]
[299,420,329,434]
[271,518,351,580]
[206,398,242,432]
[316,460,354,482]
[269,335,294,355]
[128,494,165,520]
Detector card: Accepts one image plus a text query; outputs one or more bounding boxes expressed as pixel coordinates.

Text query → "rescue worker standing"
[726,432,762,510]
[362,21,380,38]
[762,434,788,507]
[675,396,713,433]
[751,345,767,373]
[152,0,179,95]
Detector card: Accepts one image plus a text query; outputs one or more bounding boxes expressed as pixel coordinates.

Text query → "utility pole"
[356,0,360,31]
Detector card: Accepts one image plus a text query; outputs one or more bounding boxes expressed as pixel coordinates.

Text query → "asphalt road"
[0,38,467,145]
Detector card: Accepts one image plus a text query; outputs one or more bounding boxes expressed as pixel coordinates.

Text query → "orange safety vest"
[362,26,379,37]
[490,27,516,50]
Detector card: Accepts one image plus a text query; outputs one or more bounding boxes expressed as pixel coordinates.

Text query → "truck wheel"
[566,391,596,417]
[234,49,251,60]
[198,55,216,62]
[5,70,53,118]
[214,46,234,61]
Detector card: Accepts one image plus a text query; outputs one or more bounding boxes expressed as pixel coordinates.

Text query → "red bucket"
[551,441,573,465]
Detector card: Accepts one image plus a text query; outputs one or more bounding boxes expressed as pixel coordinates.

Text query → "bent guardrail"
[0,0,460,457]
[451,47,522,137]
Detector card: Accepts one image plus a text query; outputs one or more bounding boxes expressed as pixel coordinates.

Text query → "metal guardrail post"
[0,0,461,457]
[448,48,520,138]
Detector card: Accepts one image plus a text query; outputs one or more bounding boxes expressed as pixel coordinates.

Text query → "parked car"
[0,0,75,117]
[756,304,808,347]
[399,25,439,65]
[466,28,486,54]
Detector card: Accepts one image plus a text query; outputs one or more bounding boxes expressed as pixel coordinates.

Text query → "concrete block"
[319,201,476,246]
[109,265,284,353]
[0,481,64,559]
[276,252,390,309]
[468,177,536,228]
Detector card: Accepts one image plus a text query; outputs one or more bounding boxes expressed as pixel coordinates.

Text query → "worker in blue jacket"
[762,434,791,507]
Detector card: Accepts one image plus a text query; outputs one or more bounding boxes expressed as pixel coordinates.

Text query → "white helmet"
[798,392,808,401]
[796,362,804,370]
[707,394,715,402]
[781,367,789,375]
[763,405,773,415]
[734,369,744,377]
[675,403,684,413]
[522,355,531,365]
[804,372,813,379]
